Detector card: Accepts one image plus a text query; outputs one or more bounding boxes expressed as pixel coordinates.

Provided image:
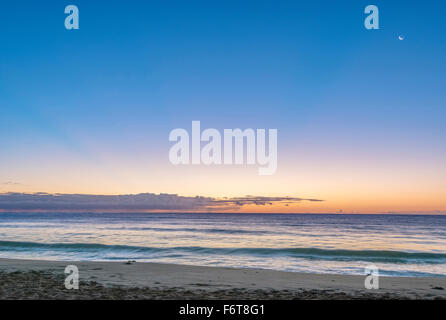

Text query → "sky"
[0,1,445,213]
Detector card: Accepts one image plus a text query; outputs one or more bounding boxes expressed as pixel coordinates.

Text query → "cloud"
[211,196,323,207]
[0,193,212,211]
[0,192,323,212]
[0,181,21,186]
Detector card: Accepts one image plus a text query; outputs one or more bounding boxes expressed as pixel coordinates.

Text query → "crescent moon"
[398,35,404,41]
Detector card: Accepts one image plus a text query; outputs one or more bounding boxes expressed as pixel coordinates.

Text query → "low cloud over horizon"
[0,192,323,212]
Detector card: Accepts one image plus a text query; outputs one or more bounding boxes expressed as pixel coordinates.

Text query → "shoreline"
[0,258,445,299]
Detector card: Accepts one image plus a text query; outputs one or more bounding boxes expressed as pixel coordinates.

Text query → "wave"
[1,240,445,264]
[0,224,276,235]
[102,226,272,235]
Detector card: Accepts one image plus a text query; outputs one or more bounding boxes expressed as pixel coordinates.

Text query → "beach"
[0,258,445,300]
[1,213,445,300]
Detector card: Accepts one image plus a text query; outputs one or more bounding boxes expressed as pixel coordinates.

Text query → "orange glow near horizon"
[1,151,445,214]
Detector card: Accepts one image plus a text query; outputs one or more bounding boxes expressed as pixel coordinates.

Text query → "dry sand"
[0,258,445,300]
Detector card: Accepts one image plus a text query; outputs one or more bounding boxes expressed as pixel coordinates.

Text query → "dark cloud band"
[0,193,323,212]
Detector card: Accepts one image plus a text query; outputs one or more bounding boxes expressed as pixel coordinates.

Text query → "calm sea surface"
[0,212,445,277]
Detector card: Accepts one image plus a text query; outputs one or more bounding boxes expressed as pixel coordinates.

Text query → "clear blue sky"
[0,1,445,213]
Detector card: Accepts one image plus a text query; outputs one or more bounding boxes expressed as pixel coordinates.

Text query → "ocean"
[0,212,445,277]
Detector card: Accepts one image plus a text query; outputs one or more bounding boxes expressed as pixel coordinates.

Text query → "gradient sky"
[1,1,445,213]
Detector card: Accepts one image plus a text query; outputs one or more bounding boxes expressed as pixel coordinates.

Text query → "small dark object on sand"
[125,260,136,265]
[432,287,444,290]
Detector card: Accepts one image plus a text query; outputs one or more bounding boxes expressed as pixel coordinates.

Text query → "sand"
[0,258,445,300]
